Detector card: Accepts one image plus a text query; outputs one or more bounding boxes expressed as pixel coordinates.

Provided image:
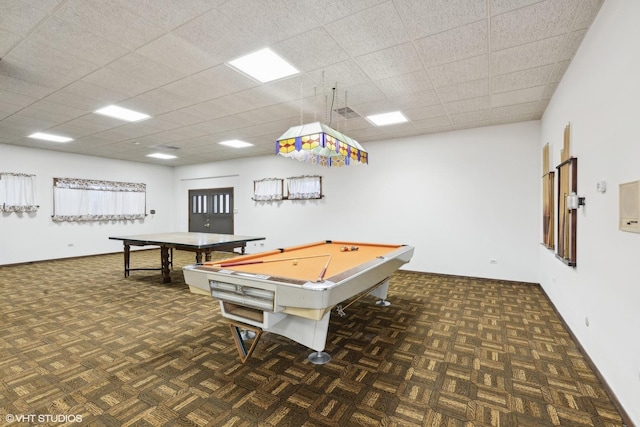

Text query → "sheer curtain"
[0,173,38,212]
[52,178,146,221]
[287,175,321,199]
[254,178,283,201]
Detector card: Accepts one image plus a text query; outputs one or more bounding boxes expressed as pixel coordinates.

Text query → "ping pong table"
[109,232,265,283]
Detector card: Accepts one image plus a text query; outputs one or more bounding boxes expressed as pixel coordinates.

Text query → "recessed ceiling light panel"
[95,105,150,122]
[27,132,74,143]
[366,111,409,126]
[147,153,177,160]
[227,48,299,83]
[219,139,254,148]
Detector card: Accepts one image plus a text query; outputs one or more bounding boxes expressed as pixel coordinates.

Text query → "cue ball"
[293,259,298,265]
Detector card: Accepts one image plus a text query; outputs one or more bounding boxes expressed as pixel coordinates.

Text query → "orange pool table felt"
[203,241,403,283]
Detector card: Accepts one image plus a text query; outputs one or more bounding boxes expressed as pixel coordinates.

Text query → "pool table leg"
[371,279,392,306]
[308,351,331,364]
[266,311,332,364]
[228,321,262,364]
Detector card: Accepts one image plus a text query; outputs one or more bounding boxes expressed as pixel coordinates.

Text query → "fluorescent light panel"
[147,153,177,160]
[367,111,408,126]
[28,132,73,143]
[227,48,299,83]
[95,105,150,122]
[219,139,253,148]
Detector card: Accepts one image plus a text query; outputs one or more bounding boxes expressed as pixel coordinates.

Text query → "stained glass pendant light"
[276,121,368,167]
[276,81,368,168]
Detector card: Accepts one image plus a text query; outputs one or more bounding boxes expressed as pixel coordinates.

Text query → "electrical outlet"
[585,317,590,327]
[68,243,74,247]
[489,259,497,264]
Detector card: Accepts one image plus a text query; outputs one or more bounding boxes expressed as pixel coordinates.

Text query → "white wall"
[174,121,540,283]
[0,145,175,265]
[539,0,640,423]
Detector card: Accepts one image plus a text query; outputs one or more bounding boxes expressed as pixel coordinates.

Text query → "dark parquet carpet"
[0,250,625,426]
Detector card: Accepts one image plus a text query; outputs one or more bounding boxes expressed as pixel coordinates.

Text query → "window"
[0,173,38,213]
[52,178,146,222]
[287,175,322,200]
[253,178,283,201]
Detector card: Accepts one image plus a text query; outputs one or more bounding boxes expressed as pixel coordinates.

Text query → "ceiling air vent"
[152,144,180,151]
[333,107,360,119]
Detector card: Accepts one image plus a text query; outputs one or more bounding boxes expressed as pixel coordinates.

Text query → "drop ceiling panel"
[43,90,104,112]
[0,0,50,37]
[53,0,166,50]
[219,0,355,45]
[0,89,38,109]
[490,0,540,16]
[115,0,221,31]
[445,96,490,115]
[0,0,604,165]
[60,81,129,107]
[324,2,409,57]
[104,53,185,88]
[450,109,490,124]
[404,104,448,121]
[273,27,351,73]
[0,57,78,89]
[0,29,22,57]
[135,34,218,75]
[26,16,128,67]
[376,70,434,98]
[571,0,605,30]
[391,89,442,110]
[81,68,157,98]
[491,65,555,94]
[414,20,488,67]
[19,100,86,123]
[0,74,54,99]
[395,0,486,39]
[356,43,423,81]
[491,86,545,107]
[7,40,99,81]
[173,9,263,64]
[491,0,579,50]
[491,36,565,75]
[491,101,539,118]
[413,115,452,130]
[438,79,489,104]
[428,55,489,88]
[307,60,373,90]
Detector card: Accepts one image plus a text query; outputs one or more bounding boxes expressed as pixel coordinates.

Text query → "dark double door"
[188,187,234,234]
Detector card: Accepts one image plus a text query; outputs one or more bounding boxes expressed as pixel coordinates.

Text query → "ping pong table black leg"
[124,243,130,277]
[160,246,171,283]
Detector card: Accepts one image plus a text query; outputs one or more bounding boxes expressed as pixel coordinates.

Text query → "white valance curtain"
[287,175,321,200]
[52,178,146,222]
[254,178,283,201]
[0,173,38,212]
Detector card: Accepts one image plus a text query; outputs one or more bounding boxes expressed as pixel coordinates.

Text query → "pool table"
[182,240,414,364]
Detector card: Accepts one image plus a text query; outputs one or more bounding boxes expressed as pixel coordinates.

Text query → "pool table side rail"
[187,244,413,288]
[183,245,415,312]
